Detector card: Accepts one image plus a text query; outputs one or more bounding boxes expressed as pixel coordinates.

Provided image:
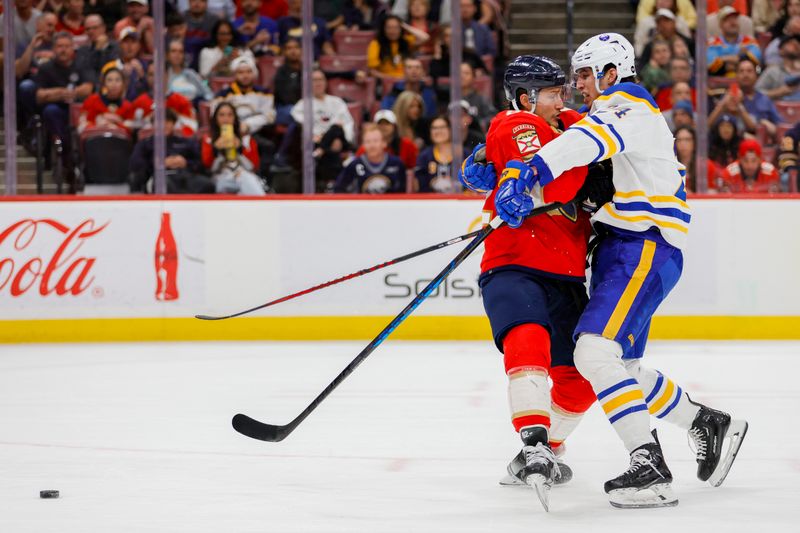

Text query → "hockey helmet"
[571,33,636,91]
[503,55,567,111]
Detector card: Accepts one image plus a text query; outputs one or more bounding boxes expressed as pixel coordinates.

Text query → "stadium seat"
[209,76,234,93]
[328,77,376,113]
[319,55,368,74]
[257,55,284,90]
[333,30,375,56]
[775,101,800,124]
[79,127,133,188]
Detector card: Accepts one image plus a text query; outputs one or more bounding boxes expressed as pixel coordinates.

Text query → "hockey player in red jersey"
[460,56,599,511]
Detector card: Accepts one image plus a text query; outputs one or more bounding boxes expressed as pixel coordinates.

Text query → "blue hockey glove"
[495,160,536,228]
[459,144,496,193]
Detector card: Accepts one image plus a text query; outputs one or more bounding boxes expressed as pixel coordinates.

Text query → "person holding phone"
[708,78,758,133]
[199,19,253,78]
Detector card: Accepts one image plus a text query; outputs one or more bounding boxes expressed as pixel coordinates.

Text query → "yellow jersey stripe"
[602,204,689,234]
[614,190,690,210]
[603,240,657,338]
[602,389,645,414]
[587,123,619,158]
[596,91,661,115]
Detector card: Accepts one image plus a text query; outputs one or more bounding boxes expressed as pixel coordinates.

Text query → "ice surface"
[1,340,797,532]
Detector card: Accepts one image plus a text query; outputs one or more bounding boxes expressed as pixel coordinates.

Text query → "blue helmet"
[503,55,566,110]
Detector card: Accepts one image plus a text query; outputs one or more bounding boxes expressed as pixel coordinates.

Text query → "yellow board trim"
[2,315,800,343]
[648,379,675,414]
[602,389,645,415]
[603,203,689,234]
[603,240,657,339]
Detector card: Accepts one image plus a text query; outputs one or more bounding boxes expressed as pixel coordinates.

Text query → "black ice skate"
[500,447,572,487]
[605,430,678,509]
[516,426,559,512]
[687,396,749,487]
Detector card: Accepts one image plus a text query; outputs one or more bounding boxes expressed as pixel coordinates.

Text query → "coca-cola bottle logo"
[0,218,108,297]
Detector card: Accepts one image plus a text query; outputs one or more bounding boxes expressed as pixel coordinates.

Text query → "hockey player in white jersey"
[493,33,748,508]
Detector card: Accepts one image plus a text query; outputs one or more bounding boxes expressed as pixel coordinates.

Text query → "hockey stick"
[232,202,563,442]
[195,228,484,321]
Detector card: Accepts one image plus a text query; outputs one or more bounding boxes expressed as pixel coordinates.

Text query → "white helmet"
[571,33,636,92]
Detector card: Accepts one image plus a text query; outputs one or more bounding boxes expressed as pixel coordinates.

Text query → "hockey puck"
[39,490,59,499]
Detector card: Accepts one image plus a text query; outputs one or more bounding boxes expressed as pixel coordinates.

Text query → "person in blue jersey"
[334,125,406,193]
[491,33,748,508]
[414,115,460,193]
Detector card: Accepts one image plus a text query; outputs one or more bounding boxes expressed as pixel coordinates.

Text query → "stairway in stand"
[0,115,59,194]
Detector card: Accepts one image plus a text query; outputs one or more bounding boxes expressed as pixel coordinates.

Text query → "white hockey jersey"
[530,83,690,250]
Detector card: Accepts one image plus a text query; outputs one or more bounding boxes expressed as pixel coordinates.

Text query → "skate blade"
[499,474,527,486]
[526,474,552,512]
[708,419,748,488]
[608,483,678,509]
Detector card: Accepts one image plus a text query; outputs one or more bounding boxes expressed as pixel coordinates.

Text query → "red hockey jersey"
[481,108,591,280]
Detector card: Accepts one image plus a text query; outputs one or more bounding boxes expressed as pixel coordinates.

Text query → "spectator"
[131,62,199,136]
[708,6,763,77]
[381,57,437,117]
[777,120,800,188]
[459,99,484,153]
[756,34,800,101]
[184,0,220,69]
[752,0,782,33]
[201,101,266,195]
[405,0,434,54]
[769,0,800,37]
[764,15,800,67]
[335,124,406,193]
[636,0,697,29]
[56,0,87,41]
[166,11,189,47]
[75,14,120,84]
[429,23,486,78]
[639,38,672,94]
[634,0,691,57]
[233,0,287,20]
[277,0,334,58]
[735,57,782,139]
[36,0,65,13]
[359,109,419,170]
[670,33,692,61]
[708,0,755,38]
[118,27,148,100]
[671,99,696,130]
[460,0,495,57]
[273,37,302,125]
[315,0,345,32]
[674,125,720,192]
[654,56,696,110]
[113,0,154,55]
[719,139,781,192]
[34,31,94,182]
[709,114,743,167]
[166,38,213,104]
[78,61,135,133]
[214,55,276,135]
[663,82,694,130]
[391,0,448,24]
[640,8,694,66]
[415,115,459,193]
[0,0,42,51]
[234,0,278,55]
[460,61,495,131]
[343,0,388,31]
[393,90,430,149]
[129,108,215,193]
[15,13,57,136]
[83,0,125,29]
[199,20,253,78]
[367,14,415,81]
[709,80,759,136]
[287,69,354,185]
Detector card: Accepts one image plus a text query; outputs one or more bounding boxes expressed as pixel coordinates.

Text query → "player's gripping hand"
[495,160,536,228]
[459,144,496,193]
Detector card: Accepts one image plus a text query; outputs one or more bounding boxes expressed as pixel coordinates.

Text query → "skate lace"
[625,448,663,479]
[524,443,561,478]
[688,427,707,461]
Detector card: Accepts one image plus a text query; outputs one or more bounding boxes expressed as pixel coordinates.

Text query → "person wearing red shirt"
[130,62,199,137]
[235,0,287,20]
[56,0,86,39]
[720,138,781,192]
[78,61,136,133]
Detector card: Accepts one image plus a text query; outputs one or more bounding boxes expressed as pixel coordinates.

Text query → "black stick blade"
[232,413,288,442]
[195,314,224,320]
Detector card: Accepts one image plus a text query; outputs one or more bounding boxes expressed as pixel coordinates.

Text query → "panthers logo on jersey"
[513,129,541,160]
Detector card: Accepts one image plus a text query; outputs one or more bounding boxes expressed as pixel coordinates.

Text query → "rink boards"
[0,195,797,342]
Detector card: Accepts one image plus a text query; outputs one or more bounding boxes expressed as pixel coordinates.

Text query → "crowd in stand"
[0,0,501,194]
[635,0,800,193]
[3,0,800,195]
